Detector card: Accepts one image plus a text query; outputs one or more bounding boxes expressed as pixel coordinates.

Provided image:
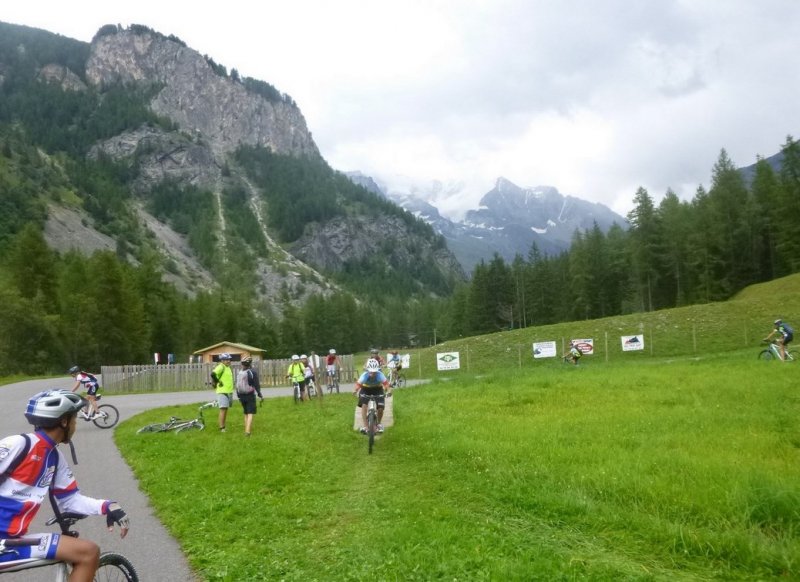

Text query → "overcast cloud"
[4,1,799,218]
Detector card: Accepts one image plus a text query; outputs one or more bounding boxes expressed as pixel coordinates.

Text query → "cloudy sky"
[4,1,799,218]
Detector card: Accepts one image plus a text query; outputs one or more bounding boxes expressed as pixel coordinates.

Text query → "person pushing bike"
[0,390,130,582]
[764,319,794,361]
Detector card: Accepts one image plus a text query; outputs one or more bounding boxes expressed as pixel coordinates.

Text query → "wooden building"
[192,341,267,364]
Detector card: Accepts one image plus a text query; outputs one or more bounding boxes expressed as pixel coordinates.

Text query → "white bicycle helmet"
[365,358,381,372]
[25,390,86,428]
[329,349,336,354]
[300,354,308,359]
[291,354,300,361]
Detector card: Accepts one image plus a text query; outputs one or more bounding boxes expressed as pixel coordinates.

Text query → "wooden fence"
[100,355,357,394]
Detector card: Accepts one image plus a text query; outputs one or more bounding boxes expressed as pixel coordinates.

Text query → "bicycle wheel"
[367,409,376,454]
[758,349,775,361]
[396,376,406,388]
[307,382,316,399]
[93,404,119,429]
[293,383,301,404]
[176,421,204,433]
[137,423,171,434]
[96,551,139,581]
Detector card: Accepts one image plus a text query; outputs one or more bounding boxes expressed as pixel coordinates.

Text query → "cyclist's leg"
[55,535,100,582]
[217,393,231,430]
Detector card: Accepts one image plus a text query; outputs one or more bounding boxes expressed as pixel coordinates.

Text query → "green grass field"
[117,353,799,581]
[115,274,800,580]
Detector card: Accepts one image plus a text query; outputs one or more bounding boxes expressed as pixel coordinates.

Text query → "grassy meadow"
[116,353,799,580]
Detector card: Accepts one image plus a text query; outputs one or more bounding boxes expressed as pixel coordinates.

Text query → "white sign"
[621,335,645,351]
[571,338,594,355]
[532,341,557,359]
[436,352,461,370]
[401,354,411,368]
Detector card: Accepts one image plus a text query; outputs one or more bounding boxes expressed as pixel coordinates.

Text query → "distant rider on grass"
[764,319,794,360]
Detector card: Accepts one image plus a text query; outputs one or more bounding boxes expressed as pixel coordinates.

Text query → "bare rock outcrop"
[85,30,319,158]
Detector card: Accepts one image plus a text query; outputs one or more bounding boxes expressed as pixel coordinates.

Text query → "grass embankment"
[117,356,799,581]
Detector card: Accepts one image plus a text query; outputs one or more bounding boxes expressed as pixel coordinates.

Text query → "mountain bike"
[759,339,796,361]
[0,512,138,580]
[326,369,340,394]
[292,381,302,404]
[306,378,320,399]
[78,394,119,429]
[359,393,383,455]
[388,368,405,389]
[137,401,218,433]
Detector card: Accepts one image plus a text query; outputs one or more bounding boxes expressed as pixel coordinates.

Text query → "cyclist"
[765,319,794,361]
[0,390,130,582]
[237,357,263,437]
[210,353,234,432]
[286,354,307,401]
[563,342,582,366]
[300,354,317,397]
[354,358,389,434]
[325,349,340,389]
[365,348,385,370]
[69,365,100,419]
[386,350,403,395]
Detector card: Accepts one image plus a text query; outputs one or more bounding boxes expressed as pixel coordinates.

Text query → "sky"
[3,1,800,219]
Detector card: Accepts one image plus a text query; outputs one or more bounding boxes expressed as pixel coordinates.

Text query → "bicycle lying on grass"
[137,401,218,434]
[758,339,796,361]
[78,394,119,429]
[0,512,138,580]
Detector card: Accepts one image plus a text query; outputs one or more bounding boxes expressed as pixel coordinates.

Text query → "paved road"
[0,379,295,581]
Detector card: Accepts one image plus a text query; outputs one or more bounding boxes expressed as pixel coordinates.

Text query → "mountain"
[0,22,465,308]
[348,174,627,271]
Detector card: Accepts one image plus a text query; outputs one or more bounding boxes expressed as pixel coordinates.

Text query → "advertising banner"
[436,352,461,370]
[532,341,557,359]
[571,338,594,355]
[621,335,645,351]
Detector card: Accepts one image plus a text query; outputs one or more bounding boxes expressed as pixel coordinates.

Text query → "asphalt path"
[0,378,299,582]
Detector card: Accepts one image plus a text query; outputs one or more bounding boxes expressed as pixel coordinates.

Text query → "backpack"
[783,323,794,335]
[235,368,254,395]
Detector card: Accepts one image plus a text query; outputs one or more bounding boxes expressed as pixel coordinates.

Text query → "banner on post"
[532,341,557,359]
[621,335,645,351]
[571,338,594,355]
[436,352,460,370]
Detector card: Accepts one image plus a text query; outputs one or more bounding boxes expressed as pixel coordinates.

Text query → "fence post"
[605,332,609,362]
[692,324,697,353]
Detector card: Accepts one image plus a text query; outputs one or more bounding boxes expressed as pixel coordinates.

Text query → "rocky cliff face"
[86,30,318,158]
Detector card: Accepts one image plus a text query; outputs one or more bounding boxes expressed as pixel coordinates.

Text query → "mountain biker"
[354,358,390,434]
[210,353,234,432]
[563,342,582,365]
[325,349,340,387]
[69,365,100,418]
[764,319,794,360]
[237,357,263,437]
[365,348,385,369]
[300,355,317,397]
[286,355,307,401]
[0,390,130,582]
[386,350,402,395]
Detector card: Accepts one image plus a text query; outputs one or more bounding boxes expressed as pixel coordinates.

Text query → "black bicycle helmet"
[25,390,86,428]
[241,356,253,366]
[68,365,80,374]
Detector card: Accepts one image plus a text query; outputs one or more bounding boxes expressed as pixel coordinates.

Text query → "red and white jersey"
[0,431,107,537]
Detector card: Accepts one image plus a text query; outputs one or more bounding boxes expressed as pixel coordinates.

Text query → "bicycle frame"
[759,339,795,361]
[0,513,138,580]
